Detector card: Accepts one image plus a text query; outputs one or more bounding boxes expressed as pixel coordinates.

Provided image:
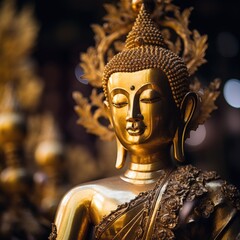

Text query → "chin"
[124,137,154,150]
[123,136,142,146]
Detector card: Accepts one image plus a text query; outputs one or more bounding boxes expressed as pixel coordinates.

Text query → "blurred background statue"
[0,86,50,239]
[0,0,99,238]
[52,1,240,239]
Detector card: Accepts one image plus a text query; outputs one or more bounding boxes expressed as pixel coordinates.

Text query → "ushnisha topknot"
[102,4,190,108]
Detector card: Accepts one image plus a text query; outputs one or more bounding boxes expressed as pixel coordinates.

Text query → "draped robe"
[95,165,240,240]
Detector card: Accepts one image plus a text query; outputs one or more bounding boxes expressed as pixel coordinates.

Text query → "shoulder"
[165,165,240,238]
[59,175,126,208]
[171,165,240,238]
[164,164,240,219]
[171,164,240,209]
[166,164,220,201]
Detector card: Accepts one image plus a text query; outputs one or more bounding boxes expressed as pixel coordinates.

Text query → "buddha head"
[103,4,197,168]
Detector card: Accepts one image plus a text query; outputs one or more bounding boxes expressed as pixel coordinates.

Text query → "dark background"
[4,0,240,186]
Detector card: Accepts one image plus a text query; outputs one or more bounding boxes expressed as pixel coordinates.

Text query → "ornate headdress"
[73,0,220,141]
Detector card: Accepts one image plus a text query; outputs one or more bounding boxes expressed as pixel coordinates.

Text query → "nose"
[126,113,143,122]
[126,95,144,122]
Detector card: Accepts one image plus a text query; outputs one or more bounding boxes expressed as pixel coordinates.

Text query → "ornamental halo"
[73,0,220,141]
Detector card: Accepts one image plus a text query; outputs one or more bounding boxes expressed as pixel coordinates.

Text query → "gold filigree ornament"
[48,223,57,240]
[0,0,43,111]
[73,0,221,140]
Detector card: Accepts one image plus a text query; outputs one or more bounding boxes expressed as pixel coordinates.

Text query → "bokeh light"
[223,79,240,108]
[226,109,240,133]
[75,65,88,85]
[217,32,239,58]
[186,125,207,147]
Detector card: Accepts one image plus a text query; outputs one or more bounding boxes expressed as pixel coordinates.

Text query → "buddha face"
[107,68,180,155]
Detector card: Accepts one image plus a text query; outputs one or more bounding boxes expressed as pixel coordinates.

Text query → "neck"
[121,150,174,184]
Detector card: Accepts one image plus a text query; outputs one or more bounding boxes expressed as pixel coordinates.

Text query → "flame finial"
[125,4,167,50]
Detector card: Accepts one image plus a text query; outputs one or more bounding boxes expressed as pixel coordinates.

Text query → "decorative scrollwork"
[48,223,57,240]
[189,78,221,132]
[73,90,114,141]
[221,182,240,210]
[79,0,136,88]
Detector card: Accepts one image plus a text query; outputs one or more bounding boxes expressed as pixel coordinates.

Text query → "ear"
[173,92,198,162]
[180,92,198,125]
[104,100,113,126]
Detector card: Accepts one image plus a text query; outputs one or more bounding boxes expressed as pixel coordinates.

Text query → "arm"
[214,209,240,240]
[220,213,240,240]
[177,180,240,240]
[210,181,240,240]
[54,186,95,240]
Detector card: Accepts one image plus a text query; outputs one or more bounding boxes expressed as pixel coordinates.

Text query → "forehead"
[108,68,169,92]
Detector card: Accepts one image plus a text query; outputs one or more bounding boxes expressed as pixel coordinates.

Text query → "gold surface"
[107,69,179,156]
[55,174,156,239]
[53,2,240,240]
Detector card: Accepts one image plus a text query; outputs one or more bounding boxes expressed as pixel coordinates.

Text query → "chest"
[89,182,153,225]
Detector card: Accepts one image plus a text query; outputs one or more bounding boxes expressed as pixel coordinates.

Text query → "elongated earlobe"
[173,92,198,162]
[173,128,183,162]
[103,100,112,125]
[115,138,127,169]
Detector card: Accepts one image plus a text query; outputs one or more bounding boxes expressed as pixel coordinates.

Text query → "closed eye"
[112,93,128,108]
[140,89,161,104]
[140,97,161,103]
[112,102,128,108]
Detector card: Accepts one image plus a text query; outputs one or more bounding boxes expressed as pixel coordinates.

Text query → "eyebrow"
[136,83,162,94]
[110,88,129,97]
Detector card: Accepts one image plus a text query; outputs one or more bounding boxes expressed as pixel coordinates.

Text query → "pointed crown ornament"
[124,4,167,49]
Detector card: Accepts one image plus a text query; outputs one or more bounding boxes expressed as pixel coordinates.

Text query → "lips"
[126,122,145,136]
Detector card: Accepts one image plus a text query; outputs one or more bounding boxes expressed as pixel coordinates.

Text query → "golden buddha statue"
[51,2,240,240]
